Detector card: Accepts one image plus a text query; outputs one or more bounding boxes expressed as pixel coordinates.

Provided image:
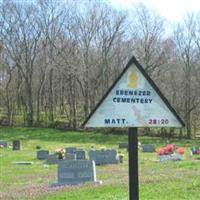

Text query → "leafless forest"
[0,0,199,138]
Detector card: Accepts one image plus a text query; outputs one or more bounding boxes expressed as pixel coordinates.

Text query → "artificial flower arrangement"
[55,148,65,160]
[157,144,185,156]
[191,147,200,155]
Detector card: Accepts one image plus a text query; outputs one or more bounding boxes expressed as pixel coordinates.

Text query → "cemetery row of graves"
[1,128,200,199]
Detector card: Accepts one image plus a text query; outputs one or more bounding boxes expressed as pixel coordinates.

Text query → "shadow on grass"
[0,127,198,147]
[0,127,128,144]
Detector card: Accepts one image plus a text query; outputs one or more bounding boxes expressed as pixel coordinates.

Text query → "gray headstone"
[66,147,76,154]
[143,144,156,152]
[76,150,86,160]
[0,141,8,148]
[13,140,20,150]
[46,154,59,164]
[119,143,128,149]
[57,160,96,185]
[66,153,76,160]
[89,149,118,165]
[37,150,49,160]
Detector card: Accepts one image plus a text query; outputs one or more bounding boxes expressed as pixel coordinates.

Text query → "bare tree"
[173,15,199,138]
[130,4,166,76]
[0,1,42,126]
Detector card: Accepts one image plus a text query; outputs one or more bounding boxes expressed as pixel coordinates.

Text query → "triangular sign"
[83,56,184,127]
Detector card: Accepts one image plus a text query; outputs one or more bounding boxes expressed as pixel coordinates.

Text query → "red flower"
[196,150,200,155]
[166,144,174,154]
[158,148,165,155]
[176,147,185,155]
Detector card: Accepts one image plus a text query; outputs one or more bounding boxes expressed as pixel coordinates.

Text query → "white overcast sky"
[107,0,200,22]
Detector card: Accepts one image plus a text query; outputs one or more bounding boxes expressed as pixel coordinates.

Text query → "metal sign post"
[129,127,139,200]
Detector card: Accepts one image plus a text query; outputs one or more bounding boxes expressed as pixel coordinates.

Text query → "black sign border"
[82,56,185,127]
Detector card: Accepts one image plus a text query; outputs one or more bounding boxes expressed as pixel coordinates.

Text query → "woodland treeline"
[0,0,200,138]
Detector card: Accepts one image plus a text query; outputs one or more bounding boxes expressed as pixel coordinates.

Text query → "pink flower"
[176,147,185,155]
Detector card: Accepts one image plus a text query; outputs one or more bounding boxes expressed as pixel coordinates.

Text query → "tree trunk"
[26,82,33,126]
[49,68,54,122]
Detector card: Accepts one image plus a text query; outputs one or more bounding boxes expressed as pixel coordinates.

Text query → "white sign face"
[85,61,183,127]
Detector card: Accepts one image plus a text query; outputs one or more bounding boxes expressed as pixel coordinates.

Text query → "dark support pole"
[128,127,139,200]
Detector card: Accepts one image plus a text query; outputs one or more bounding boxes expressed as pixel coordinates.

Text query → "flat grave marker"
[159,154,183,162]
[13,161,33,165]
[171,153,183,161]
[159,155,171,162]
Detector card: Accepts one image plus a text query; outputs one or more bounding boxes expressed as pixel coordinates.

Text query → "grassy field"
[1,127,200,200]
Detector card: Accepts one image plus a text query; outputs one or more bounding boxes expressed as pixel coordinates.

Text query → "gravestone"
[76,150,86,160]
[46,154,59,164]
[66,153,76,160]
[65,147,76,159]
[13,140,20,150]
[57,160,96,185]
[0,141,8,148]
[159,154,183,162]
[159,155,171,162]
[37,150,49,160]
[66,147,76,154]
[119,143,128,149]
[171,153,183,161]
[13,161,33,165]
[89,149,118,165]
[119,154,124,163]
[143,144,156,152]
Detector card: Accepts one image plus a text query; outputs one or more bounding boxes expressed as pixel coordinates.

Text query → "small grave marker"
[13,161,33,165]
[37,150,49,160]
[0,141,8,148]
[119,154,124,163]
[143,144,156,152]
[159,155,171,162]
[159,154,183,162]
[76,150,86,160]
[46,154,59,165]
[65,147,76,159]
[13,140,20,150]
[171,153,183,161]
[66,147,76,154]
[66,153,76,160]
[89,149,118,165]
[119,143,128,149]
[56,160,97,185]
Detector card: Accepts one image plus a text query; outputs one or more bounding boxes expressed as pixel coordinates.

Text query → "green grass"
[1,127,200,200]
